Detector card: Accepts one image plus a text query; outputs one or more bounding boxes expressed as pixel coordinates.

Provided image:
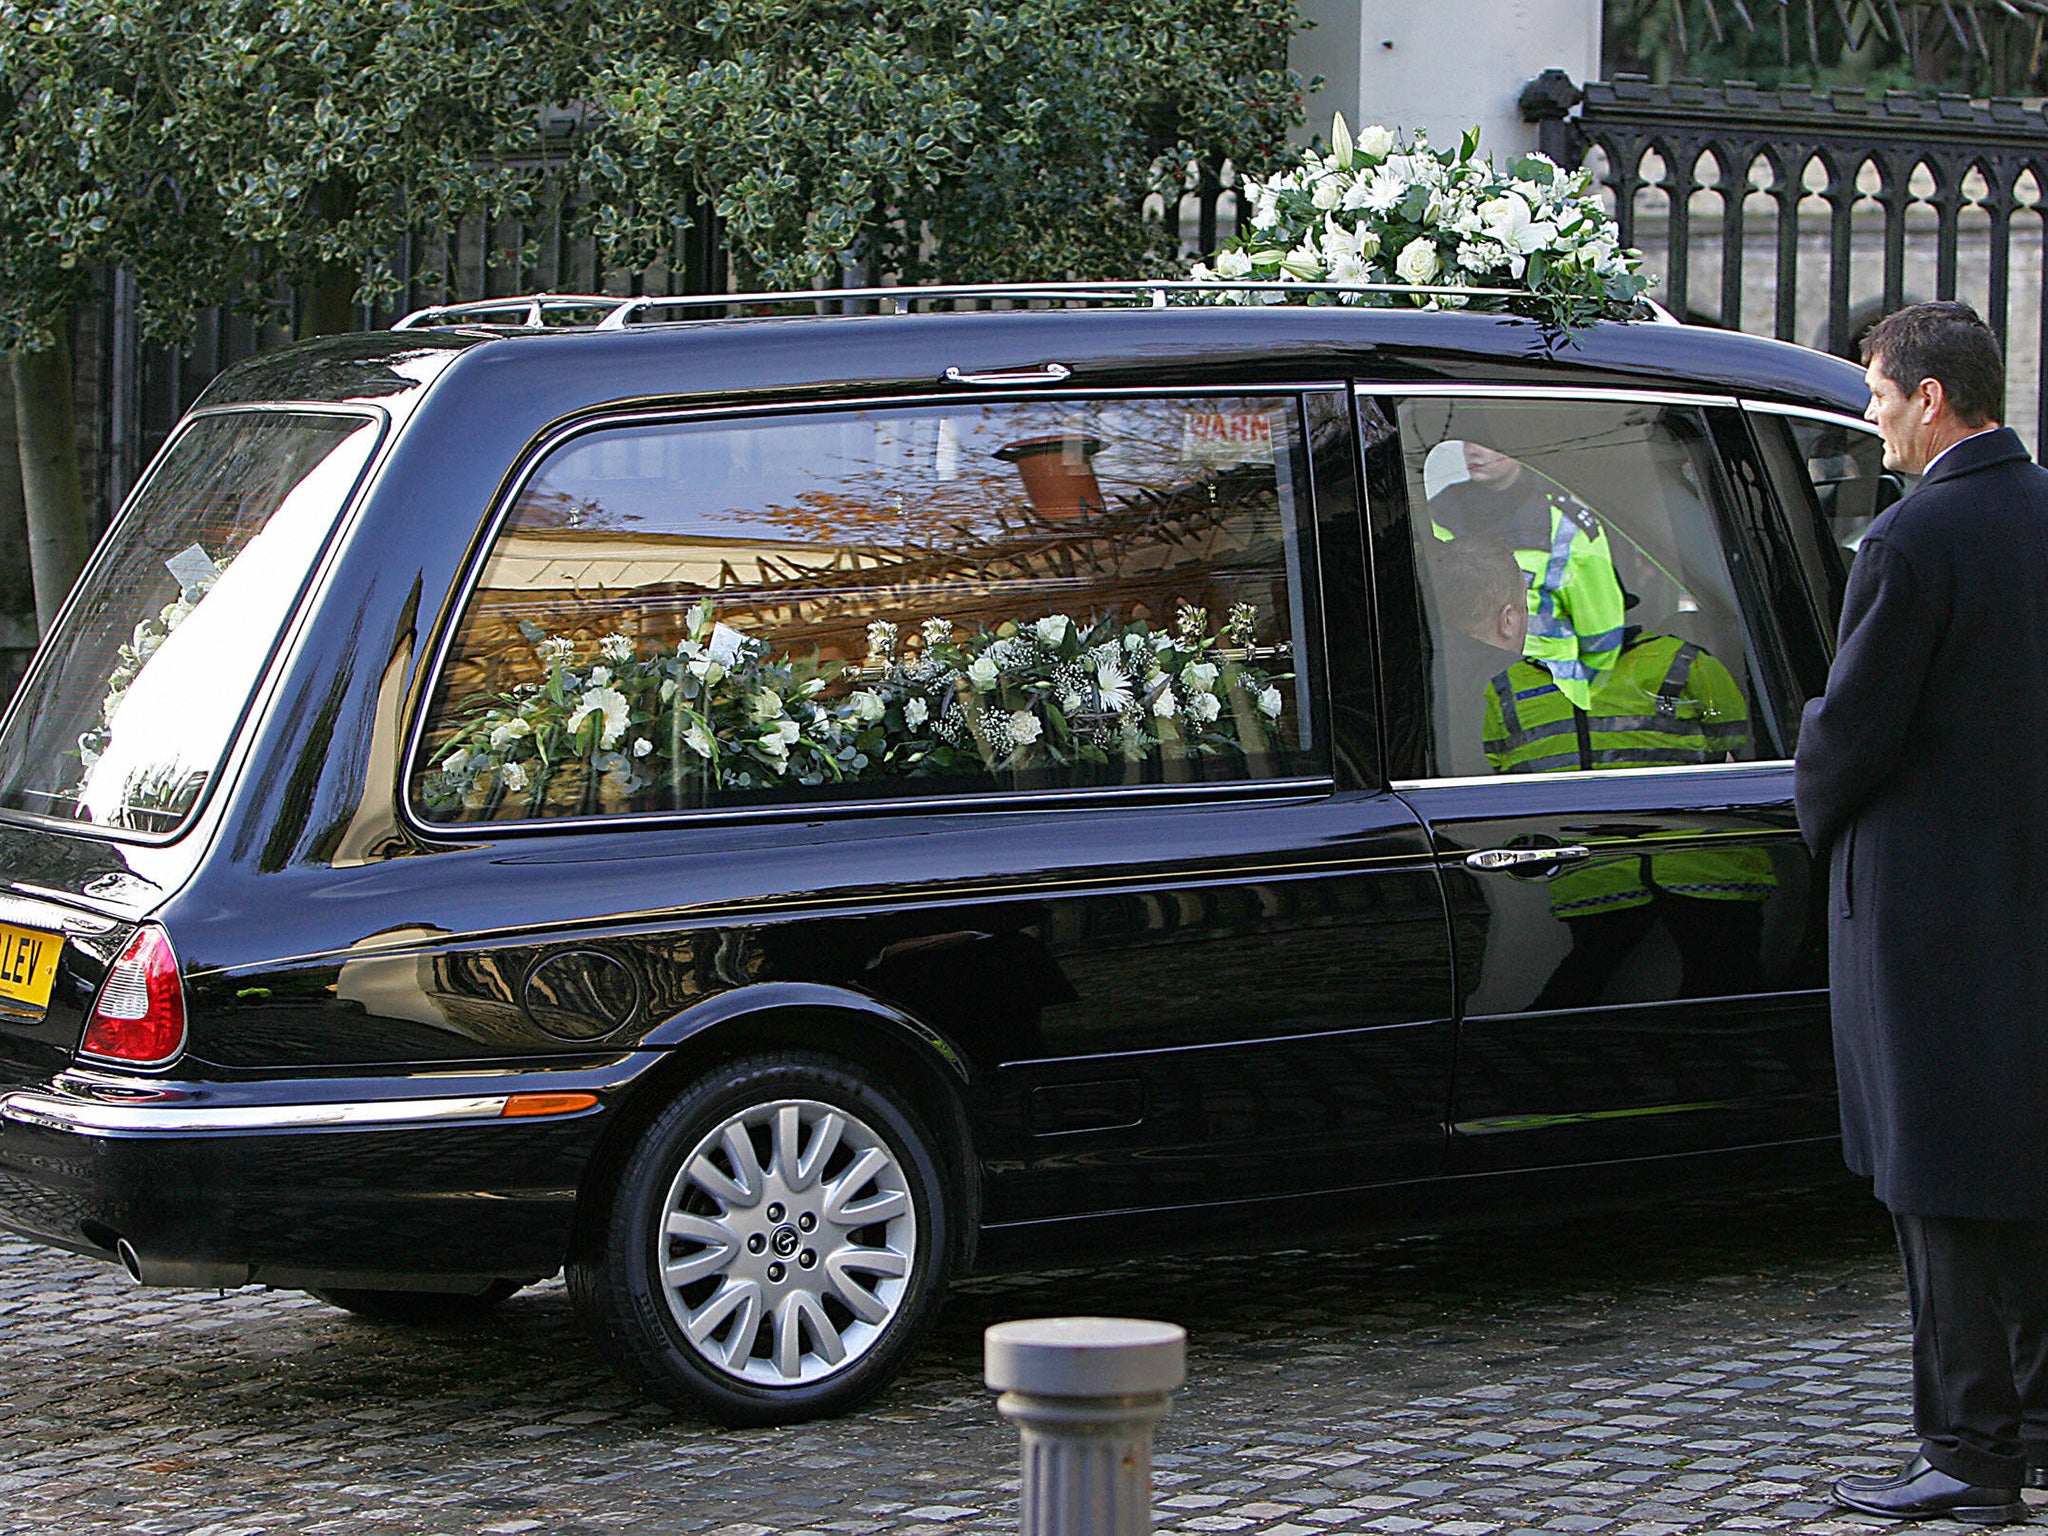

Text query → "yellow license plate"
[0,922,61,1017]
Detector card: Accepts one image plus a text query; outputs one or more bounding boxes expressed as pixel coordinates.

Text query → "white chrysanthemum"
[1034,615,1071,646]
[568,686,630,749]
[849,689,886,723]
[968,656,1000,691]
[1189,692,1222,723]
[1009,710,1042,746]
[489,718,532,749]
[1095,662,1133,714]
[599,633,636,663]
[904,697,929,729]
[1259,685,1284,719]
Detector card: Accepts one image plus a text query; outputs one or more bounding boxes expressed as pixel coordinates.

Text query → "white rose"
[968,656,1000,691]
[1356,124,1395,159]
[1181,661,1220,694]
[499,761,529,793]
[1034,615,1071,646]
[631,736,652,758]
[1152,687,1179,719]
[1259,685,1284,719]
[1189,692,1222,723]
[589,666,611,687]
[1009,710,1042,746]
[1311,176,1342,210]
[1395,238,1441,284]
[849,689,886,723]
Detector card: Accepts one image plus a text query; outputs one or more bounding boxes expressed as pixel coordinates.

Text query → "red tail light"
[81,925,187,1066]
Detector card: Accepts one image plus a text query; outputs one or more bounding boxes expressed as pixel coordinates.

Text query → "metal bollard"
[985,1316,1187,1536]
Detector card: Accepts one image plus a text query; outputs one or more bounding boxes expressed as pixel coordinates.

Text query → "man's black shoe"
[1832,1455,2026,1524]
[2027,1460,2048,1492]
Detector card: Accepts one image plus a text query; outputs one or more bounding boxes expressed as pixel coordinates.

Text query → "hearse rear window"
[413,396,1324,822]
[0,409,382,836]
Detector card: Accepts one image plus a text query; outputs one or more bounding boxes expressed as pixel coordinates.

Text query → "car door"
[1364,386,1836,1173]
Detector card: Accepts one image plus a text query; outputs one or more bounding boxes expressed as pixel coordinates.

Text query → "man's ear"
[1918,376,1947,423]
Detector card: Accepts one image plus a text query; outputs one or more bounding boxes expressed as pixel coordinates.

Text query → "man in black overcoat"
[1796,300,2048,1525]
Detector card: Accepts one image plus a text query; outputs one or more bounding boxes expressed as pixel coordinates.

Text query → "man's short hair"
[1860,300,2005,427]
[1430,540,1525,638]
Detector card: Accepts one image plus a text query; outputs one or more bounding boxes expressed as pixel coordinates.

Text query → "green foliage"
[579,0,1307,289]
[163,0,589,326]
[0,0,230,351]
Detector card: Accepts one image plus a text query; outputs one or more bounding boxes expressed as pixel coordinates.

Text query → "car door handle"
[942,363,1072,386]
[1464,845,1593,872]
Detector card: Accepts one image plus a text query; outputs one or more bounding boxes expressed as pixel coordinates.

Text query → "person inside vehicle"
[1423,437,1628,709]
[1432,542,1775,1008]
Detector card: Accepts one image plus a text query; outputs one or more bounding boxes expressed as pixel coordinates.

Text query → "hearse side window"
[1396,397,1777,780]
[1748,409,1899,632]
[413,396,1325,823]
[0,410,382,836]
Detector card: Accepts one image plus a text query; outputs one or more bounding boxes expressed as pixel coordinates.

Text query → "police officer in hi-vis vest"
[1432,540,1774,1008]
[1423,438,1629,709]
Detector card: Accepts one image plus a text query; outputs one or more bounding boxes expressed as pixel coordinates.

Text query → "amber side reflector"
[500,1092,599,1118]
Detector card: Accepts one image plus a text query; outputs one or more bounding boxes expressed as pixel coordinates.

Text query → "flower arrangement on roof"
[1189,114,1649,332]
[421,598,1291,818]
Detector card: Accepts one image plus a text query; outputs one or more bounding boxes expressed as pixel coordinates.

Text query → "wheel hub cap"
[656,1097,916,1387]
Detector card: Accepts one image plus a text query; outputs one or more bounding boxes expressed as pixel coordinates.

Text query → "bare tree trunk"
[10,337,94,636]
[0,364,37,705]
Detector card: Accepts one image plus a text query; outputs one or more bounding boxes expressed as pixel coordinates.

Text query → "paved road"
[0,1183,1987,1535]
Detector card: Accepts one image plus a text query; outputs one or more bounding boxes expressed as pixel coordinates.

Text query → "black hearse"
[0,286,1888,1423]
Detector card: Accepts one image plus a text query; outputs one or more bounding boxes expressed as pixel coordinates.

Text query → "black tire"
[568,1051,951,1426]
[309,1279,525,1325]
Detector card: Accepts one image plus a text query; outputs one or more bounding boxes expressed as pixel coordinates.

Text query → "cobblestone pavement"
[0,1181,2007,1535]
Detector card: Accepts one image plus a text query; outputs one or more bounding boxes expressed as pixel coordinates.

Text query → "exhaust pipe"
[116,1239,252,1289]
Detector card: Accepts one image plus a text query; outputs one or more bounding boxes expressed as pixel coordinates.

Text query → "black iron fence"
[1523,69,2048,454]
[77,166,1244,530]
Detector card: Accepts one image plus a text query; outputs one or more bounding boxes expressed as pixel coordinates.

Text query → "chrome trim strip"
[1741,400,1878,433]
[1354,382,1737,408]
[1392,758,1792,791]
[0,1091,513,1135]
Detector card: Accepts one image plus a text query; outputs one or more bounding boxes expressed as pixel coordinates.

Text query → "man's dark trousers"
[1894,1212,2048,1485]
